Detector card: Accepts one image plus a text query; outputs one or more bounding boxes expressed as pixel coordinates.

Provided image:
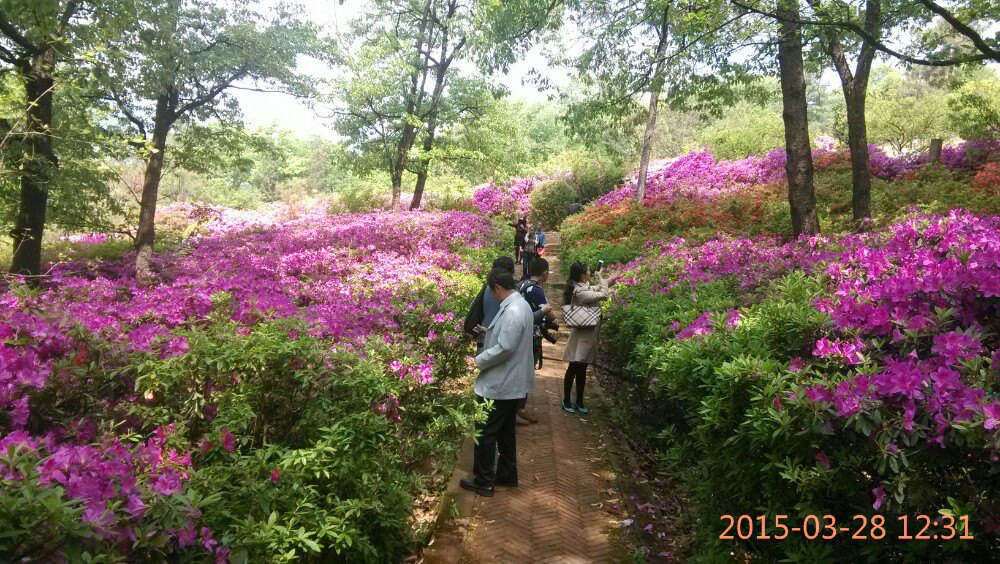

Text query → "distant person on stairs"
[561,260,609,414]
[510,216,527,264]
[521,227,538,280]
[534,224,547,252]
[460,268,535,497]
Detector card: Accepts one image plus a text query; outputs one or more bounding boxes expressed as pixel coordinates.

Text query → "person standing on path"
[561,260,610,414]
[461,268,535,497]
[514,257,558,425]
[534,224,547,253]
[521,227,538,280]
[510,217,527,264]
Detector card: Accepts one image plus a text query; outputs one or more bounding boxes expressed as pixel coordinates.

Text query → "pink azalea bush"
[60,232,111,245]
[470,171,572,220]
[591,140,1000,209]
[1,208,498,560]
[599,210,999,559]
[592,148,790,208]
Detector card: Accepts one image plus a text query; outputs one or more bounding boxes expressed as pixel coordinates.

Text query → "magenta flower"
[416,363,435,385]
[220,428,236,452]
[872,485,886,510]
[153,472,182,496]
[984,403,1000,430]
[815,451,831,470]
[931,331,983,365]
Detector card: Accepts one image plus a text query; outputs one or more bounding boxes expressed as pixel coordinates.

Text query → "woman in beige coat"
[561,261,609,414]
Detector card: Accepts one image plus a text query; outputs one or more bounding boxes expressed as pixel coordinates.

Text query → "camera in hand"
[540,318,559,344]
[597,259,605,271]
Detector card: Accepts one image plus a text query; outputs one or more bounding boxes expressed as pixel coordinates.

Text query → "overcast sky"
[231,0,570,139]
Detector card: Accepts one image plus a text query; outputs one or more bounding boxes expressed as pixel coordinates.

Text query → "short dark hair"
[492,256,515,274]
[487,268,516,291]
[528,257,549,277]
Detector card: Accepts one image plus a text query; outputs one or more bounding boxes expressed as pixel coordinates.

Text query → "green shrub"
[111,315,485,562]
[601,269,998,561]
[560,240,644,278]
[571,159,625,203]
[871,165,1000,219]
[529,179,577,230]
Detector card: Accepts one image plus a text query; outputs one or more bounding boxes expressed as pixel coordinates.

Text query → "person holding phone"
[561,260,610,414]
[460,268,536,497]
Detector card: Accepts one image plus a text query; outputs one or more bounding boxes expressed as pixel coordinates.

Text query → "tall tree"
[335,0,562,209]
[565,0,754,202]
[336,0,450,209]
[0,0,85,278]
[637,6,671,202]
[776,0,819,236]
[334,0,468,209]
[409,0,468,210]
[99,0,313,283]
[733,0,997,228]
[809,0,880,225]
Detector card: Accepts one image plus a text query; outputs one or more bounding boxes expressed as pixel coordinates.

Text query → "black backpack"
[516,279,545,367]
[516,279,541,318]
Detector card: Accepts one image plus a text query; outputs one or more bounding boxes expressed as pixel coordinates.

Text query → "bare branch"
[0,42,19,63]
[56,1,81,35]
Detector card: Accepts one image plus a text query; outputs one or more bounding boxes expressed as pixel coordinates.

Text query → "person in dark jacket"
[464,256,516,353]
[521,227,538,280]
[510,217,527,264]
[513,257,556,425]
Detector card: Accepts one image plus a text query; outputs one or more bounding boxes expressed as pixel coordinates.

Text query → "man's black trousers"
[473,396,519,486]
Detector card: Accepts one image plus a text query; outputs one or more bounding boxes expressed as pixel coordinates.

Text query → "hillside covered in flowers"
[541,143,1000,559]
[0,208,500,561]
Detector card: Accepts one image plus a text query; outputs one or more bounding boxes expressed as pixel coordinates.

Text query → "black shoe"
[495,479,518,487]
[460,477,494,497]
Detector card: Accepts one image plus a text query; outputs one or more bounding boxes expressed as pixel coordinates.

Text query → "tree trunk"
[390,0,435,209]
[9,50,56,280]
[928,138,943,163]
[817,0,879,226]
[636,90,661,203]
[636,7,671,203]
[390,129,414,209]
[777,0,819,238]
[410,20,463,211]
[844,90,872,223]
[134,95,172,285]
[410,128,435,210]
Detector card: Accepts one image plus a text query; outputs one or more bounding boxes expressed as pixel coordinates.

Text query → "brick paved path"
[428,235,623,564]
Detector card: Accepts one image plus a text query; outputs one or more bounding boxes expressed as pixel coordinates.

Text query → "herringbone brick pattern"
[460,237,623,564]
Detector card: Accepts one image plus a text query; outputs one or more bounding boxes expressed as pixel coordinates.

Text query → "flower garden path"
[423,234,627,564]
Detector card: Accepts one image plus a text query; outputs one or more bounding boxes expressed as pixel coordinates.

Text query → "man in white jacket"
[460,268,535,497]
